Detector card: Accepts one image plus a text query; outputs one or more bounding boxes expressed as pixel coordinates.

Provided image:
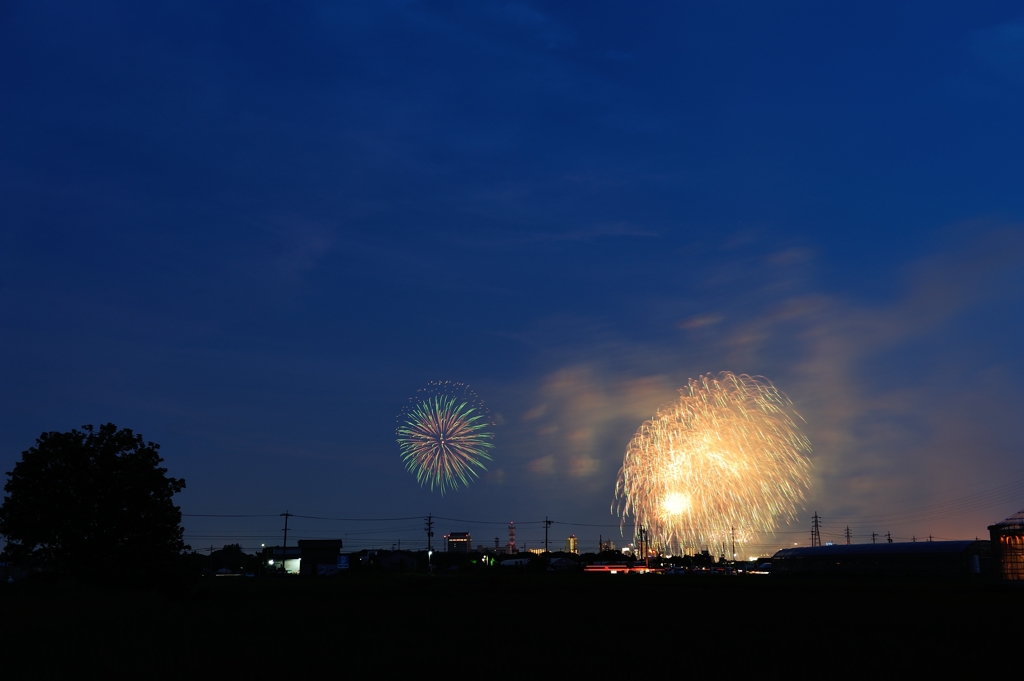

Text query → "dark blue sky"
[3,2,1023,554]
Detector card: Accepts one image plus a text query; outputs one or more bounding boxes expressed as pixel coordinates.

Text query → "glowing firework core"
[396,382,494,495]
[663,492,691,515]
[615,372,811,555]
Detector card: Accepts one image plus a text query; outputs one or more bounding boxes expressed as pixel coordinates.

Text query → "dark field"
[3,574,1020,669]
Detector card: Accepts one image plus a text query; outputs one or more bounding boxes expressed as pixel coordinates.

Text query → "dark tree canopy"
[0,424,186,579]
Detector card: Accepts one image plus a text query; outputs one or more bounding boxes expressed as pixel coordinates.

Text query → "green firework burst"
[396,382,495,494]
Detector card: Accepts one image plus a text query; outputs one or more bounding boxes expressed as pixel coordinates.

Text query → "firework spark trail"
[614,372,811,556]
[397,382,494,495]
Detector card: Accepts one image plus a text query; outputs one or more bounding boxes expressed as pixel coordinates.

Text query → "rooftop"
[990,509,1024,530]
[773,540,985,559]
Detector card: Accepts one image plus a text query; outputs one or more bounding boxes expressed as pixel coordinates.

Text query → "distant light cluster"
[396,381,494,495]
[614,372,811,555]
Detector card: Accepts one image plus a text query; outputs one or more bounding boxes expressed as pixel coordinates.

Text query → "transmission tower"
[508,521,516,554]
[845,525,852,545]
[636,526,649,566]
[810,512,822,547]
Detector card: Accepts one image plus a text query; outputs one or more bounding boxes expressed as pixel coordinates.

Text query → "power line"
[183,514,279,518]
[830,478,1024,523]
[183,513,426,521]
[291,514,425,522]
[550,520,638,528]
[433,516,545,526]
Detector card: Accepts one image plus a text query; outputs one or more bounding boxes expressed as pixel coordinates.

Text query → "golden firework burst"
[614,372,811,556]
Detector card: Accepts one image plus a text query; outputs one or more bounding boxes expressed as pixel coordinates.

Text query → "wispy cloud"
[495,226,1024,540]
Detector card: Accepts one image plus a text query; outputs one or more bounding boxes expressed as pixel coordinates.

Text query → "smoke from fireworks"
[396,381,494,494]
[614,372,811,555]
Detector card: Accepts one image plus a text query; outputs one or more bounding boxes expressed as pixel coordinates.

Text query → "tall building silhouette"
[447,531,471,553]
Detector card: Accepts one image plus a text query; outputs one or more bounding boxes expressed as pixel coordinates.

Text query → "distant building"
[264,540,346,575]
[266,546,301,574]
[297,539,345,576]
[566,535,578,554]
[771,541,992,578]
[448,531,471,553]
[380,551,417,572]
[989,509,1024,581]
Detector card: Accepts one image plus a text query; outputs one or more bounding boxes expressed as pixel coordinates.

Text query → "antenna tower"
[508,521,516,554]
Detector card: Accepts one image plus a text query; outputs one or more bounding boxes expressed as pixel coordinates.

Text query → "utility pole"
[544,516,553,553]
[280,511,291,573]
[886,531,892,544]
[845,526,852,545]
[929,535,933,542]
[810,512,822,547]
[872,532,877,544]
[731,526,735,561]
[425,514,435,573]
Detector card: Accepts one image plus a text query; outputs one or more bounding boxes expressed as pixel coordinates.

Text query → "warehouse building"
[771,540,992,578]
[989,509,1024,581]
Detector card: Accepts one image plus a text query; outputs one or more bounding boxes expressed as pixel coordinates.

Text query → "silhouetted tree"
[0,424,187,581]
